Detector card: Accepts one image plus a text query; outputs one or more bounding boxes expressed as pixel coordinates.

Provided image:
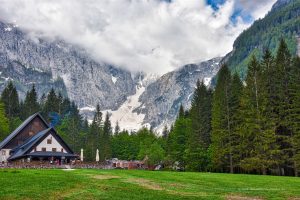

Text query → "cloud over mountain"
[0,0,275,74]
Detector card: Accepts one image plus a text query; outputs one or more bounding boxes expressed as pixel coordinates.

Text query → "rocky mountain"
[102,59,221,132]
[0,20,221,131]
[0,21,136,110]
[136,58,221,130]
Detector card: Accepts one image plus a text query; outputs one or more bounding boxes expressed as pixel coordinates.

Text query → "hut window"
[61,148,64,152]
[1,151,5,156]
[47,139,52,144]
[42,148,46,152]
[52,148,57,152]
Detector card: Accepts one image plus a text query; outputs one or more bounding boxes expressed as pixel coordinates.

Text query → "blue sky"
[207,0,226,10]
[163,0,274,25]
[207,0,253,23]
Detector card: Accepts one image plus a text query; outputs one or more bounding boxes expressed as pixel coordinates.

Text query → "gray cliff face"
[0,60,67,99]
[0,21,136,110]
[136,58,221,129]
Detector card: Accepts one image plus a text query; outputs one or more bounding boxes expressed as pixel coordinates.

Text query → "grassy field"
[0,169,299,200]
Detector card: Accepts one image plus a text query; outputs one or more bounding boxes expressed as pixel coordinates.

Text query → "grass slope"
[0,169,299,200]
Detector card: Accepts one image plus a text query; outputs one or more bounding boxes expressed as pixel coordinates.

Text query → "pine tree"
[185,80,212,171]
[273,39,294,175]
[23,85,40,118]
[168,106,191,169]
[238,56,277,174]
[57,102,83,152]
[228,73,244,171]
[165,124,174,165]
[82,118,89,132]
[211,64,233,173]
[102,112,112,161]
[1,81,20,119]
[178,104,185,119]
[287,57,300,176]
[43,88,59,117]
[40,93,46,107]
[0,101,9,141]
[61,98,72,116]
[114,121,120,135]
[86,104,102,161]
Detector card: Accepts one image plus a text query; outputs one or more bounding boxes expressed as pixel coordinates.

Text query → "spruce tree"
[287,57,300,176]
[1,81,20,119]
[211,64,233,173]
[70,102,83,152]
[185,80,212,171]
[23,85,40,118]
[0,101,9,141]
[178,104,185,119]
[114,121,120,135]
[169,106,191,169]
[43,88,59,117]
[228,73,244,171]
[102,112,112,161]
[86,104,102,161]
[238,56,277,174]
[273,39,293,175]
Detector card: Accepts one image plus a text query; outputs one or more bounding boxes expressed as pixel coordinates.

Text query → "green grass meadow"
[0,169,299,200]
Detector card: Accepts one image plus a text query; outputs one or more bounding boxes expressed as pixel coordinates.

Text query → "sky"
[0,0,276,74]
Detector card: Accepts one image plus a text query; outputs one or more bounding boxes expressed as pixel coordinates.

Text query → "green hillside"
[227,0,300,78]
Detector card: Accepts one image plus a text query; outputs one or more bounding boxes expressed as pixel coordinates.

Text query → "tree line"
[166,39,300,176]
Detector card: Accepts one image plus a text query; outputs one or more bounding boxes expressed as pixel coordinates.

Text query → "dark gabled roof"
[8,128,51,160]
[8,127,76,161]
[0,113,49,149]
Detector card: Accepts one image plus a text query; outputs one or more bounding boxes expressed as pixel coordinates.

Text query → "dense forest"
[167,39,300,176]
[0,39,299,177]
[226,0,300,78]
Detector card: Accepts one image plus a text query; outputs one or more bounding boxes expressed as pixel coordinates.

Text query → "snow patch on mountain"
[103,84,149,132]
[204,77,212,86]
[111,76,118,84]
[80,106,96,112]
[4,27,12,32]
[61,74,72,89]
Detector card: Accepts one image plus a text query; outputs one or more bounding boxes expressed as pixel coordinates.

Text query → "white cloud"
[236,0,277,19]
[0,0,274,74]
